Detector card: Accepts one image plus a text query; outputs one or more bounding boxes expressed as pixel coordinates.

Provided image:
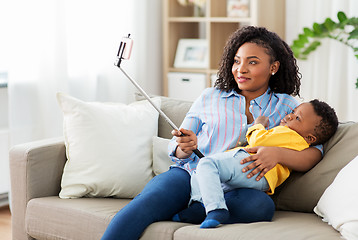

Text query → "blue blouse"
[168,87,321,174]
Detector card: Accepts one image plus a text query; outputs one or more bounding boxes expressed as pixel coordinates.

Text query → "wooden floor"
[0,205,11,240]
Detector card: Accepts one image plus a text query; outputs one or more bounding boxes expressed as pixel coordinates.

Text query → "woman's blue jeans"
[101,167,275,240]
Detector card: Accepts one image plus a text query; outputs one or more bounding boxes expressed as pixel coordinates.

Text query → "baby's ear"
[305,134,317,145]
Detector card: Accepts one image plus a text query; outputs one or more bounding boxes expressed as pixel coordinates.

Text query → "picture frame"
[174,39,208,69]
[227,0,250,18]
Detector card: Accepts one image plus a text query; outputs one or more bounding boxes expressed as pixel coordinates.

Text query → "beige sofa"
[10,96,358,240]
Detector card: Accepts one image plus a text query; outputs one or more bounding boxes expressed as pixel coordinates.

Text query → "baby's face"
[280,103,321,144]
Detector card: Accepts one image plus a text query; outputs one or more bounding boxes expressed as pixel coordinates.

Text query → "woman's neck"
[243,94,256,124]
[241,90,266,103]
[241,89,268,124]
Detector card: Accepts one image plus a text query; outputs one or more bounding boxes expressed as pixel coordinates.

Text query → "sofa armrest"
[9,137,66,240]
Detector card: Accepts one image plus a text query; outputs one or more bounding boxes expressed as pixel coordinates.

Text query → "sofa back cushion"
[272,121,358,212]
[135,93,193,139]
[157,97,193,139]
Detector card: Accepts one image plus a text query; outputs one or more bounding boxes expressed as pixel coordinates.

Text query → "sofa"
[10,94,358,240]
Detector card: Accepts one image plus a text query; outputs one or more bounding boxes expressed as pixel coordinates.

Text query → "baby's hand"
[254,116,269,128]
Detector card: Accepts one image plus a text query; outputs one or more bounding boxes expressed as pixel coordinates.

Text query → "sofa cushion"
[26,197,129,240]
[152,136,172,175]
[273,121,358,212]
[25,196,190,240]
[157,96,193,139]
[141,222,191,240]
[57,93,160,199]
[135,93,193,139]
[173,211,340,240]
[314,155,358,240]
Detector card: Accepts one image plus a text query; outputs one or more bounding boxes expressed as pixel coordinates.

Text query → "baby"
[188,99,338,228]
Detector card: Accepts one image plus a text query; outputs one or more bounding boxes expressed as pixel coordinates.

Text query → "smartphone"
[115,34,133,67]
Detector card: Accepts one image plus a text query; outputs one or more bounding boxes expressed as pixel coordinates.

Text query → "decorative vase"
[193,4,205,17]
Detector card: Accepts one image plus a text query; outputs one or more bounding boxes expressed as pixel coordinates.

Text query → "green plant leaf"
[348,29,358,40]
[291,48,299,58]
[293,39,305,48]
[350,17,358,26]
[303,27,314,37]
[298,34,309,44]
[338,11,347,23]
[346,17,358,27]
[313,23,323,35]
[302,41,321,55]
[324,18,336,31]
[356,78,358,89]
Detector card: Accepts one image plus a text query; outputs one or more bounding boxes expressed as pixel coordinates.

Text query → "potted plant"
[290,11,358,88]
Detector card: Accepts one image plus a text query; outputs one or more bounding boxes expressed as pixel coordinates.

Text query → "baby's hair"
[310,99,339,145]
[215,26,301,96]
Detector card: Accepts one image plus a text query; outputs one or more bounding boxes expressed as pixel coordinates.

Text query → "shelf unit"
[162,0,285,98]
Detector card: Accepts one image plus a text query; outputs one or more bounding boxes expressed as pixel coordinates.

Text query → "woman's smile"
[237,76,250,83]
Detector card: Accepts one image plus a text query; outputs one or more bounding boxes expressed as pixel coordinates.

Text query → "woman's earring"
[271,72,275,75]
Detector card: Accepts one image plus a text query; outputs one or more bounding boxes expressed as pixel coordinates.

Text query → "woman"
[101,26,322,240]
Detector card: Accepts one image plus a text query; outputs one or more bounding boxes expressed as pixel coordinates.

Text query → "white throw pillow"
[314,155,358,240]
[57,93,160,199]
[152,136,172,175]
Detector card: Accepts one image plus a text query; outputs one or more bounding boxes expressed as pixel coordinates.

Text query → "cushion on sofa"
[273,121,358,213]
[314,155,358,240]
[135,93,193,139]
[57,93,160,199]
[157,97,193,139]
[172,211,340,240]
[25,196,190,240]
[26,197,129,239]
[152,136,172,175]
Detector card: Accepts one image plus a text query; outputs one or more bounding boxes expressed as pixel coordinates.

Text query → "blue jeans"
[101,167,275,240]
[191,149,269,213]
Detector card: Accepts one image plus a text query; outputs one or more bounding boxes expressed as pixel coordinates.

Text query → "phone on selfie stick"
[115,34,204,159]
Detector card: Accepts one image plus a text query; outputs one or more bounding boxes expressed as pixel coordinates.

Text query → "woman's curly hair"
[215,26,301,96]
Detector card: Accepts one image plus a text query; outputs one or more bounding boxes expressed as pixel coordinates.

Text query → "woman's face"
[232,42,279,98]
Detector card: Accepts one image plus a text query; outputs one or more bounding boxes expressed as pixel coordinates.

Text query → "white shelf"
[162,0,285,98]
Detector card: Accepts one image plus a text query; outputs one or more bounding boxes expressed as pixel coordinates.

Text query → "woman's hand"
[241,146,280,181]
[241,146,322,181]
[171,128,198,159]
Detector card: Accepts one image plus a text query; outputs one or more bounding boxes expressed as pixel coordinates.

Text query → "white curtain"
[2,0,162,146]
[286,0,358,121]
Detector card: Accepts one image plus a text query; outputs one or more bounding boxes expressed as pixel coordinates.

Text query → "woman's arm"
[241,146,322,181]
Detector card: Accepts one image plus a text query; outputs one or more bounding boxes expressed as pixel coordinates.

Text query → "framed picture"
[174,39,208,69]
[227,0,250,18]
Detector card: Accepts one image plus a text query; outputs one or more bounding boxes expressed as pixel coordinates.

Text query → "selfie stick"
[115,34,204,159]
